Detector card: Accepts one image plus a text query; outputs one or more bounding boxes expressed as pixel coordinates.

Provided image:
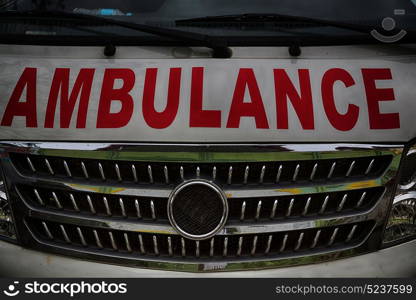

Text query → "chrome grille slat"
[134,199,142,219]
[259,165,266,184]
[150,200,156,220]
[18,185,385,223]
[24,201,376,236]
[63,160,72,178]
[168,237,173,256]
[265,235,273,254]
[227,166,233,185]
[77,227,87,247]
[164,166,169,184]
[131,165,138,183]
[209,238,215,257]
[181,238,186,257]
[270,200,278,219]
[240,201,246,221]
[34,189,44,206]
[109,231,118,250]
[337,194,347,212]
[275,165,283,183]
[328,228,339,246]
[302,197,311,216]
[138,234,145,254]
[319,195,329,214]
[44,158,54,175]
[103,197,111,216]
[124,233,133,252]
[356,192,367,208]
[98,163,106,181]
[365,159,375,175]
[87,195,95,214]
[212,166,217,181]
[294,232,304,251]
[119,198,126,218]
[255,201,262,220]
[195,240,200,257]
[51,192,62,209]
[250,235,258,255]
[309,163,318,181]
[153,235,159,256]
[30,218,375,260]
[244,165,249,184]
[286,199,294,217]
[147,165,153,184]
[292,164,300,181]
[69,194,79,212]
[42,221,53,239]
[346,225,358,243]
[237,236,243,256]
[327,162,336,179]
[115,164,122,182]
[26,156,36,172]
[279,234,288,252]
[93,230,103,249]
[346,161,356,177]
[311,230,321,249]
[223,237,228,257]
[81,161,89,179]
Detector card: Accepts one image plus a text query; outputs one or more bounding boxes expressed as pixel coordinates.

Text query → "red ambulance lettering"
[96,68,135,128]
[1,67,38,127]
[274,69,314,130]
[321,68,359,131]
[362,68,400,129]
[44,68,95,128]
[190,67,221,128]
[226,68,269,129]
[1,66,401,133]
[142,68,181,129]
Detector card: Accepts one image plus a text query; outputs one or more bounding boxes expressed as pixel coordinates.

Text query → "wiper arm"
[0,10,232,57]
[176,13,379,35]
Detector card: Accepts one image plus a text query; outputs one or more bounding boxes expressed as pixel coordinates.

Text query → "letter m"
[44,68,95,128]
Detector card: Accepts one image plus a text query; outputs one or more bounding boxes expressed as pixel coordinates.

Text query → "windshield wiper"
[0,10,233,57]
[176,13,384,35]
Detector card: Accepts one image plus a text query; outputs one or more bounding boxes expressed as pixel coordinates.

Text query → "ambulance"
[0,0,415,276]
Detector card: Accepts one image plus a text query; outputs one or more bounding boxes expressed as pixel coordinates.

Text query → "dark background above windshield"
[4,0,416,22]
[0,0,415,46]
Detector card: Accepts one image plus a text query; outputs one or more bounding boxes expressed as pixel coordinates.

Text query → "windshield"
[1,0,416,45]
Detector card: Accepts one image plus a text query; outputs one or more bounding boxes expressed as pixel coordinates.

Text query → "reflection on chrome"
[0,142,405,272]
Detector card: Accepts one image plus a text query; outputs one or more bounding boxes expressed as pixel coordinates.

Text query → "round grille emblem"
[167,180,228,240]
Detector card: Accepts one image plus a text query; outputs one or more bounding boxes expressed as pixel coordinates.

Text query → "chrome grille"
[0,142,403,272]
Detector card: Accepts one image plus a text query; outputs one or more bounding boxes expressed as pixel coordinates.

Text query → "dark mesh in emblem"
[171,184,225,236]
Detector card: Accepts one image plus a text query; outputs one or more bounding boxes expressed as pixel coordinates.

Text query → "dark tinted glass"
[1,0,415,41]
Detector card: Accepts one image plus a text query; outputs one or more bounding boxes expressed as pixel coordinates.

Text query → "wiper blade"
[0,10,231,56]
[176,13,377,34]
